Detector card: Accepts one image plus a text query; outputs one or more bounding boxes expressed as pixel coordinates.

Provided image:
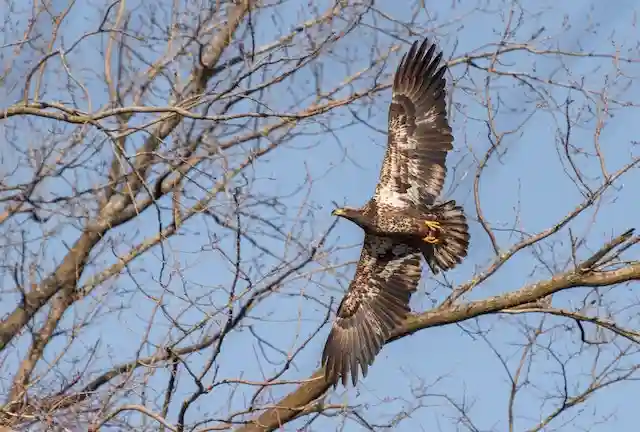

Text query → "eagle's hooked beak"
[332,208,346,217]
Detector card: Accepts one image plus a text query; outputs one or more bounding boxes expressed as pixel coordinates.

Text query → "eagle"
[322,38,470,387]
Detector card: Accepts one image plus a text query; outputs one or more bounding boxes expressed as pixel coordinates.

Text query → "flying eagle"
[322,38,470,387]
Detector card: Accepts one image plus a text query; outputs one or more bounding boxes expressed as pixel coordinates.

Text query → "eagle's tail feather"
[419,200,469,274]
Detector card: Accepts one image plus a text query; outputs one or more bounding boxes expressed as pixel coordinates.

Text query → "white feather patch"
[377,184,408,208]
[416,105,439,125]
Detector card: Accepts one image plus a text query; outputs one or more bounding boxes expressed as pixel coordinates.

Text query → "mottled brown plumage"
[323,38,470,387]
[322,237,422,387]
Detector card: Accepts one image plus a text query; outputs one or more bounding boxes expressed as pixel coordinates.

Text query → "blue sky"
[2,0,640,430]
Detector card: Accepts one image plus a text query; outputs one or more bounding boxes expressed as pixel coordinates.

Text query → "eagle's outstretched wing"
[322,235,422,387]
[374,38,453,209]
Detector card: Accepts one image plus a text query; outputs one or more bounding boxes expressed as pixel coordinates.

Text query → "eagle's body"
[338,200,442,238]
[322,39,471,387]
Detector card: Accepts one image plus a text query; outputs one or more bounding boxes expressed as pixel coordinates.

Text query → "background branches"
[1,0,639,431]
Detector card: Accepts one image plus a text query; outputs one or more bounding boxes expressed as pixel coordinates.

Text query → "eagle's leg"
[422,220,441,243]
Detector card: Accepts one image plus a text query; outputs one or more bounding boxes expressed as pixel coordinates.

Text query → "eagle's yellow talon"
[424,220,441,230]
[422,235,439,244]
[423,220,441,243]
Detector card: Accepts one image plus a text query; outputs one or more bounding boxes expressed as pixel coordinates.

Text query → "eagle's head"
[331,207,367,228]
